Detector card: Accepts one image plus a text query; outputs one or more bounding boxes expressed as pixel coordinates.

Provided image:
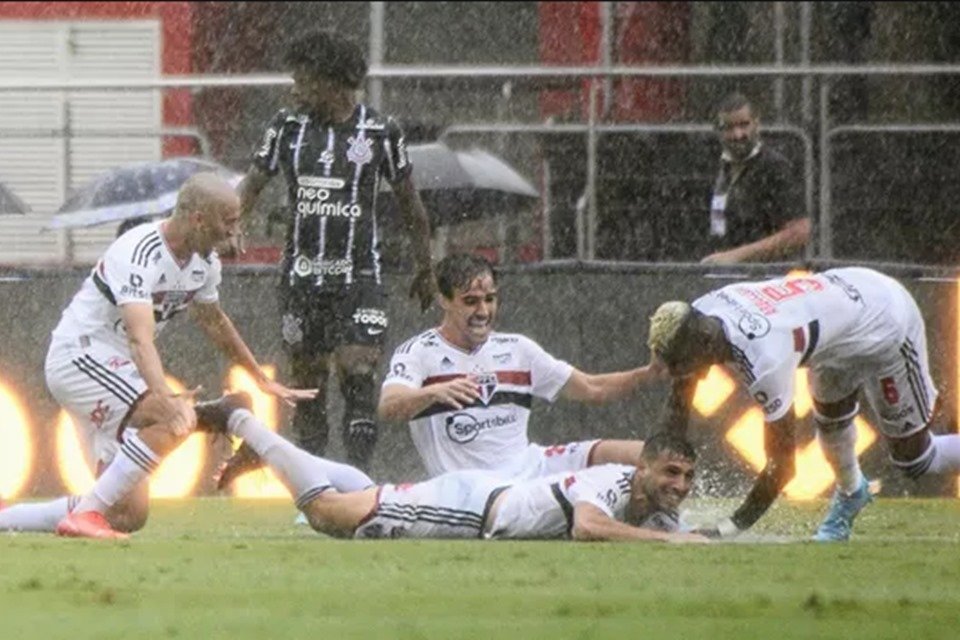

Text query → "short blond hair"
[648,301,692,355]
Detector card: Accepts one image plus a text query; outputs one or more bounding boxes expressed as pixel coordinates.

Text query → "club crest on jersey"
[346,134,374,167]
[475,372,498,405]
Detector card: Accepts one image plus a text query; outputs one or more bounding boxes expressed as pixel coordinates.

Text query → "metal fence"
[2,63,960,264]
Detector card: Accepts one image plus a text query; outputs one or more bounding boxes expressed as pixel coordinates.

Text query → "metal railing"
[2,64,959,262]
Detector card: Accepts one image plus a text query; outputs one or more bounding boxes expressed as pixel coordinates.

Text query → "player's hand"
[691,518,741,540]
[257,379,318,407]
[409,267,438,313]
[430,375,481,410]
[162,387,201,437]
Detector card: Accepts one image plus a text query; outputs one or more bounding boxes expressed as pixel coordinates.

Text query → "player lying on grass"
[648,267,960,542]
[204,393,707,542]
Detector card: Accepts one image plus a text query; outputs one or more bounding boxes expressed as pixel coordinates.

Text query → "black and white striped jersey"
[50,221,221,352]
[252,103,412,291]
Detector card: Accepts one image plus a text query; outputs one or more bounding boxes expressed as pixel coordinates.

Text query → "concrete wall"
[1,263,957,497]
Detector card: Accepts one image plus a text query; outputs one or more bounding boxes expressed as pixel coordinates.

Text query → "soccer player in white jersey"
[377,253,666,481]
[0,174,315,539]
[647,267,960,541]
[205,398,706,543]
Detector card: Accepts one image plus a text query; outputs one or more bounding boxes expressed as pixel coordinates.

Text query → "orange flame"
[226,365,290,498]
[724,369,877,499]
[0,380,32,499]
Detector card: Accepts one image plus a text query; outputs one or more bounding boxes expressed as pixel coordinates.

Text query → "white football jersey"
[382,329,574,476]
[51,221,222,352]
[486,464,635,539]
[693,267,914,421]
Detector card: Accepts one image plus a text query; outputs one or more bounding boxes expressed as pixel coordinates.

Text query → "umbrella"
[47,157,243,230]
[0,182,30,214]
[380,142,539,225]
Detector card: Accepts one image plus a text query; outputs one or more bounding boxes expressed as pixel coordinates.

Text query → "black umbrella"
[380,142,539,225]
[0,182,30,214]
[47,157,242,230]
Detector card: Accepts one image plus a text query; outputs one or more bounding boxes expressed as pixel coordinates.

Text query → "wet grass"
[1,497,958,639]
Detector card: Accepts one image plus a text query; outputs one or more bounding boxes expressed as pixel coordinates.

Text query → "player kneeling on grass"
[207,393,707,542]
[0,175,314,540]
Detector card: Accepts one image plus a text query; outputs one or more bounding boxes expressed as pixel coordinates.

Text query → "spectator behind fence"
[700,93,810,264]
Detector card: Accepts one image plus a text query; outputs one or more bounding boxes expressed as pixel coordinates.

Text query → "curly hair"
[284,30,368,89]
[647,301,693,356]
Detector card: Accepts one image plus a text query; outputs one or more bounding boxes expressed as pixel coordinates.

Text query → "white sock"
[73,433,160,513]
[0,496,80,532]
[228,410,374,504]
[924,434,960,475]
[818,423,863,494]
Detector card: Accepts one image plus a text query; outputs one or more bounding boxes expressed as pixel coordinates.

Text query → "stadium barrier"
[0,261,956,500]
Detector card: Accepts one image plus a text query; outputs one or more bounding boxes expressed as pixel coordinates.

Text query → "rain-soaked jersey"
[252,103,411,291]
[485,464,636,539]
[382,329,574,477]
[50,221,221,352]
[693,267,914,421]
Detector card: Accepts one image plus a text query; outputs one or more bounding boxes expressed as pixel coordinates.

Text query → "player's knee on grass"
[105,482,150,533]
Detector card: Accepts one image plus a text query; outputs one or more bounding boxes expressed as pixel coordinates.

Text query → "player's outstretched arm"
[572,503,709,543]
[377,377,480,423]
[699,413,797,538]
[189,301,317,406]
[391,175,437,312]
[658,375,699,438]
[121,302,195,436]
[559,363,666,405]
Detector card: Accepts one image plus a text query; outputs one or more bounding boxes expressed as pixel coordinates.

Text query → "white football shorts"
[44,337,147,466]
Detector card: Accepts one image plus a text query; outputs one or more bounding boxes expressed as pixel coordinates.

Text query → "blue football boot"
[812,476,874,542]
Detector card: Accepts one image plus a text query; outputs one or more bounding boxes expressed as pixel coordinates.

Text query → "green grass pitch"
[1,497,958,640]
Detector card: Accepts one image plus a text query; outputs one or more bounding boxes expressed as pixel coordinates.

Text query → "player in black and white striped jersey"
[0,174,314,539]
[239,29,436,470]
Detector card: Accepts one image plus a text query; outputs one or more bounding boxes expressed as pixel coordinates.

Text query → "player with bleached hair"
[0,174,315,539]
[206,393,707,543]
[376,252,666,482]
[647,267,960,541]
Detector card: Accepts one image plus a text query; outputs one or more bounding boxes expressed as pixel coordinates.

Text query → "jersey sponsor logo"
[346,133,374,167]
[353,307,388,328]
[359,118,386,131]
[491,336,518,344]
[440,357,454,370]
[292,256,353,278]
[295,186,362,218]
[389,362,414,382]
[596,489,619,510]
[753,390,782,416]
[444,411,518,444]
[190,269,205,283]
[879,405,915,421]
[297,176,346,190]
[492,352,512,364]
[737,312,771,340]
